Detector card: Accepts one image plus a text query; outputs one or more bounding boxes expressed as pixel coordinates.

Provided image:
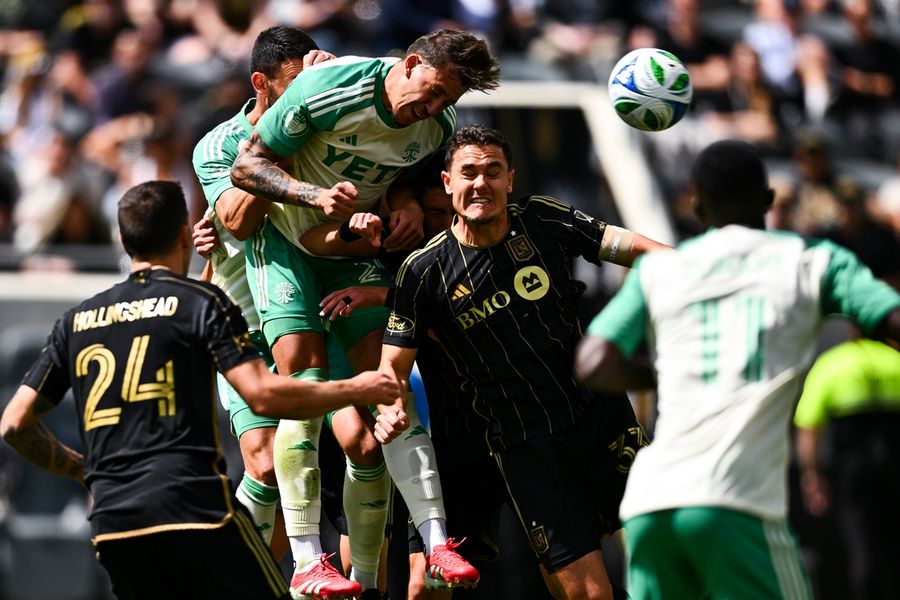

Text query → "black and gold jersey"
[21,267,258,542]
[385,195,609,451]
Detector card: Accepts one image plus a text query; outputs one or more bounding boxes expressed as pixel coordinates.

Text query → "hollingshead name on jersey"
[73,296,179,332]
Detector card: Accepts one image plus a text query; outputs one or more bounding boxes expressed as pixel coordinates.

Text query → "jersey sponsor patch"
[386,313,414,335]
[514,266,550,301]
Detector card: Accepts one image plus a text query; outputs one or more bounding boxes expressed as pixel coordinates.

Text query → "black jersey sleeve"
[384,247,433,348]
[525,196,608,265]
[198,285,259,372]
[21,317,71,405]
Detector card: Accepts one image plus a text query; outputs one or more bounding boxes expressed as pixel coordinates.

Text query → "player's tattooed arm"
[1,386,85,484]
[231,131,357,220]
[231,132,323,206]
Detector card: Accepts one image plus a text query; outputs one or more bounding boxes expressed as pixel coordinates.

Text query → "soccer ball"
[607,48,693,132]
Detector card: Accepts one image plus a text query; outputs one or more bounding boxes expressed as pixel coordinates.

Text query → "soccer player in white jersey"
[230,30,500,598]
[576,139,900,600]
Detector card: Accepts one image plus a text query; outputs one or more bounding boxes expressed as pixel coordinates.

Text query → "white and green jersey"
[192,99,259,331]
[588,226,900,520]
[256,56,456,248]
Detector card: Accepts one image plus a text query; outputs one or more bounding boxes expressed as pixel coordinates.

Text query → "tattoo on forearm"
[5,422,83,480]
[231,134,323,208]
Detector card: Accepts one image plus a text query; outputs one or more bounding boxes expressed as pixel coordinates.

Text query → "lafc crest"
[529,524,549,555]
[506,235,535,262]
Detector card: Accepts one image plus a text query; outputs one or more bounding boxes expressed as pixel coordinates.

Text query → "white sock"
[234,473,279,544]
[381,398,445,527]
[275,370,327,569]
[418,517,448,557]
[290,535,323,570]
[344,460,389,590]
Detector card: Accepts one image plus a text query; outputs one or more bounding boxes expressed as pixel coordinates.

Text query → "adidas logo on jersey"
[450,284,471,301]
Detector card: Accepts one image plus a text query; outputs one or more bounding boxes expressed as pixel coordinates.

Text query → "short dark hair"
[414,150,447,198]
[118,181,188,259]
[692,140,768,208]
[250,26,319,77]
[445,125,512,169]
[407,29,500,93]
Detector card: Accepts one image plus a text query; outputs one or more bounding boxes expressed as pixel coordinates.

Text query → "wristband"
[338,221,363,242]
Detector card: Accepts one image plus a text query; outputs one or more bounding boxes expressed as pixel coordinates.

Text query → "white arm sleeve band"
[598,225,637,265]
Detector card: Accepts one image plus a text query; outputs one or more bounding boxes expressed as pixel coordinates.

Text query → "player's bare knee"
[244,451,277,485]
[240,428,277,484]
[342,429,382,465]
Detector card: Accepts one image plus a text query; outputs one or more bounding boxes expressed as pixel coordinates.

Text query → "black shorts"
[407,433,506,562]
[494,392,648,572]
[95,510,289,599]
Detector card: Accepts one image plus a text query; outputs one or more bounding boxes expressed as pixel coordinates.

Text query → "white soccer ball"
[607,48,693,132]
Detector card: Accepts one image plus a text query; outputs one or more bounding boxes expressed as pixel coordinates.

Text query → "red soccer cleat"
[289,553,362,600]
[424,538,480,590]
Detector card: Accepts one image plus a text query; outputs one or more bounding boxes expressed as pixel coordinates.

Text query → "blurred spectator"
[380,0,503,54]
[794,331,900,600]
[789,130,843,234]
[91,28,157,123]
[831,0,900,159]
[0,150,17,243]
[520,0,632,80]
[765,173,798,230]
[794,33,832,127]
[12,125,108,254]
[812,176,900,287]
[0,37,96,163]
[187,0,274,62]
[744,0,806,93]
[745,0,835,130]
[81,104,200,238]
[52,0,127,72]
[875,150,900,233]
[700,41,782,148]
[628,0,731,109]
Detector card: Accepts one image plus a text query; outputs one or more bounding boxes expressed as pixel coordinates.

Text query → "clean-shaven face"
[388,58,467,126]
[443,144,514,226]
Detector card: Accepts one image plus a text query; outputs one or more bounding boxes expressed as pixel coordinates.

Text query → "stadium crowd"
[0,1,898,600]
[0,0,898,267]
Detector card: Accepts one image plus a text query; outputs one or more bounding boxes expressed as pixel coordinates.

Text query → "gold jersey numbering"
[76,335,176,431]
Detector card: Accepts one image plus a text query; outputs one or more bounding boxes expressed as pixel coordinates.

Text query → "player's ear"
[179,224,191,249]
[250,71,267,95]
[507,168,515,193]
[404,54,421,77]
[691,193,704,220]
[442,170,452,194]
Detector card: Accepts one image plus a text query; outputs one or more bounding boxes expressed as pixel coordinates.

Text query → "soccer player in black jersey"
[0,180,399,600]
[376,125,666,600]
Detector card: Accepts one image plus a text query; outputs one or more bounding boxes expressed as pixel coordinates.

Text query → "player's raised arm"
[230,130,356,220]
